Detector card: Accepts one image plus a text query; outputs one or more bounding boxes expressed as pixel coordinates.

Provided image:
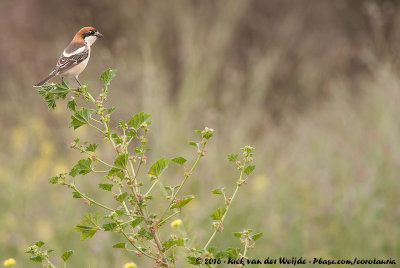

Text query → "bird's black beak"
[95,32,104,38]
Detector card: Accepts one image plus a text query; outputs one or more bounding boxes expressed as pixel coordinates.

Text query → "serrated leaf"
[35,241,45,247]
[100,69,117,86]
[186,256,201,265]
[49,176,58,184]
[138,227,153,240]
[244,165,256,176]
[128,112,151,129]
[74,212,101,241]
[107,107,116,114]
[127,130,137,137]
[172,157,187,165]
[171,195,196,209]
[102,222,118,231]
[226,248,241,258]
[86,143,98,152]
[30,256,45,262]
[112,242,126,249]
[251,232,263,242]
[67,99,76,111]
[69,108,95,130]
[162,237,184,251]
[114,153,129,170]
[207,246,217,253]
[211,188,225,195]
[108,167,123,176]
[209,207,226,221]
[116,192,128,202]
[233,232,242,238]
[61,250,73,262]
[148,157,171,178]
[188,141,198,147]
[130,218,144,228]
[227,153,238,162]
[69,158,92,177]
[72,191,82,198]
[98,183,113,191]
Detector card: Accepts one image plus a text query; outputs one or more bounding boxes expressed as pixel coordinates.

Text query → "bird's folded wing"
[54,49,89,75]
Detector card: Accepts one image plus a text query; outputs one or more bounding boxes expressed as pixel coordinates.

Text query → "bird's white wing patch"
[63,46,86,57]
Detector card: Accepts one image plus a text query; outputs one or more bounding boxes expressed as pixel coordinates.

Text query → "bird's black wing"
[54,49,89,75]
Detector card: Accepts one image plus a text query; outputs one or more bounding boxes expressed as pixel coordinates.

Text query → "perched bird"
[34,26,103,87]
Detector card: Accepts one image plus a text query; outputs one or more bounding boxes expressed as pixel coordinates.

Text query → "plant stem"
[120,230,157,260]
[158,211,179,226]
[203,157,249,250]
[160,143,206,220]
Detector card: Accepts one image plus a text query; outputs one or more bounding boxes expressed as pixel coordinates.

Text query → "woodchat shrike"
[34,26,103,87]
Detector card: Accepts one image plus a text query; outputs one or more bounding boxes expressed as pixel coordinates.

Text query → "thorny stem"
[203,157,249,250]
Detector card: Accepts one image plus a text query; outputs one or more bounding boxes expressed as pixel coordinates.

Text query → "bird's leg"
[75,76,82,87]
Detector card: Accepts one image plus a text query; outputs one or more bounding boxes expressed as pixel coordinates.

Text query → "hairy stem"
[203,157,249,250]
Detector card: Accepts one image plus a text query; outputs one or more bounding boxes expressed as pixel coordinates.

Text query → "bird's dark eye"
[88,30,94,35]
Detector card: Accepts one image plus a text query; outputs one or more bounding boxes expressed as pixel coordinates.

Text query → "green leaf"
[35,241,45,247]
[102,222,118,231]
[114,153,129,170]
[162,237,184,251]
[209,207,226,221]
[188,141,198,147]
[226,248,241,258]
[67,99,76,111]
[138,227,153,240]
[74,212,101,241]
[98,183,113,191]
[61,250,73,262]
[112,243,126,249]
[134,145,149,154]
[30,256,45,262]
[72,191,82,198]
[244,165,256,176]
[148,157,171,178]
[207,246,217,253]
[69,158,92,177]
[49,176,58,184]
[130,218,144,228]
[127,130,137,137]
[251,232,263,242]
[86,143,98,152]
[211,188,225,195]
[128,112,151,129]
[171,195,196,209]
[186,256,201,265]
[172,157,187,165]
[107,107,116,114]
[116,192,128,202]
[232,232,242,238]
[227,153,238,162]
[100,69,117,86]
[69,108,95,129]
[108,167,123,177]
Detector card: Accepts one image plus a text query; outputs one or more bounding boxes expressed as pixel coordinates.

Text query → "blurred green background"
[1,0,400,267]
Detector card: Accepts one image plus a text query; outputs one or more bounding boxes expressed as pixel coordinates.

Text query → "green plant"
[26,70,261,267]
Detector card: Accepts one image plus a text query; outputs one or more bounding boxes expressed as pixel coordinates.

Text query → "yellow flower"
[3,258,16,266]
[170,219,183,227]
[123,262,137,268]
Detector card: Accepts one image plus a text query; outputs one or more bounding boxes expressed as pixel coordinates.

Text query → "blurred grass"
[1,0,400,267]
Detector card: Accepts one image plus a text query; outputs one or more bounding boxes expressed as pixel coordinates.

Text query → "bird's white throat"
[84,36,98,46]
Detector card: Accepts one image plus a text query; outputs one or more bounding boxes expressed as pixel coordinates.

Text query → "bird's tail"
[34,72,57,87]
